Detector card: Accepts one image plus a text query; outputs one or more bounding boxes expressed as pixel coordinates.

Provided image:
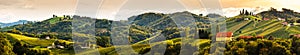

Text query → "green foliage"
[13,40,27,55]
[0,33,15,55]
[96,36,111,47]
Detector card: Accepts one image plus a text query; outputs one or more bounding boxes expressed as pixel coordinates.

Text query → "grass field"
[6,33,75,55]
[7,33,55,47]
[6,33,73,46]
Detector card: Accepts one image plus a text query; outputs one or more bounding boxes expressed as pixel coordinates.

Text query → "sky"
[0,0,300,23]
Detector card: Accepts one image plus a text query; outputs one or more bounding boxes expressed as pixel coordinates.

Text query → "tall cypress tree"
[245,10,249,15]
[242,9,245,15]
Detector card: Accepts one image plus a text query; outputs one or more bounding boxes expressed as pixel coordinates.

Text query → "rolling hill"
[0,20,28,28]
[1,8,300,55]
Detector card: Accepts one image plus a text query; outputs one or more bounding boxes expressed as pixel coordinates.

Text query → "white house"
[45,36,50,40]
[244,18,250,20]
[56,45,65,49]
[277,18,286,21]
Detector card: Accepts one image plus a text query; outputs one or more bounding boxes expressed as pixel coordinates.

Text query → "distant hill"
[2,11,212,44]
[129,11,210,30]
[0,20,28,28]
[257,8,300,19]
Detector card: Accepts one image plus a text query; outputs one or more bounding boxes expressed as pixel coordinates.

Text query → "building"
[277,18,286,21]
[282,22,288,25]
[256,36,264,39]
[216,32,233,41]
[56,45,65,49]
[263,18,270,21]
[293,34,300,38]
[244,18,250,20]
[45,36,50,40]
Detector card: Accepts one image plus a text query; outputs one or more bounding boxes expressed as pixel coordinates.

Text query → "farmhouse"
[45,36,50,40]
[293,34,300,38]
[216,32,233,41]
[263,18,270,21]
[244,18,250,20]
[282,22,288,25]
[256,36,264,39]
[277,18,286,21]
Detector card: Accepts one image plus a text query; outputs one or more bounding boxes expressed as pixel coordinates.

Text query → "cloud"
[22,0,35,9]
[0,0,21,6]
[0,0,35,9]
[0,12,19,23]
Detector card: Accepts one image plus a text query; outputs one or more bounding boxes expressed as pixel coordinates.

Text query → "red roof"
[216,32,233,37]
[239,36,252,39]
[282,22,288,25]
[256,36,264,38]
[263,18,270,20]
[294,34,300,38]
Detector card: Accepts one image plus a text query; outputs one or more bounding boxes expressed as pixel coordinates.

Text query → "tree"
[13,40,27,55]
[242,9,245,15]
[245,10,249,15]
[0,33,15,55]
[199,30,210,39]
[53,15,57,18]
[297,19,300,23]
[96,37,111,47]
[199,14,203,16]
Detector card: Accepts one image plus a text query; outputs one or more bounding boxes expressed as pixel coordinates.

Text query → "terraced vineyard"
[226,21,245,29]
[228,21,251,33]
[240,20,276,32]
[235,21,283,37]
[288,26,300,34]
[236,29,261,37]
[268,28,290,38]
[258,25,283,36]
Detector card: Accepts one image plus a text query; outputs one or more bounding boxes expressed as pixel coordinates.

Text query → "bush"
[0,33,15,55]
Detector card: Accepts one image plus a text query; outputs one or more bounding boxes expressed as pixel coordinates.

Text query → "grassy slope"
[240,20,276,33]
[236,21,283,37]
[133,31,162,45]
[226,21,245,29]
[258,25,284,36]
[6,33,75,55]
[228,21,251,33]
[7,33,55,47]
[288,26,300,34]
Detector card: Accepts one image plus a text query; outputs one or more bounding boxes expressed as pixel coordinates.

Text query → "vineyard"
[228,21,251,33]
